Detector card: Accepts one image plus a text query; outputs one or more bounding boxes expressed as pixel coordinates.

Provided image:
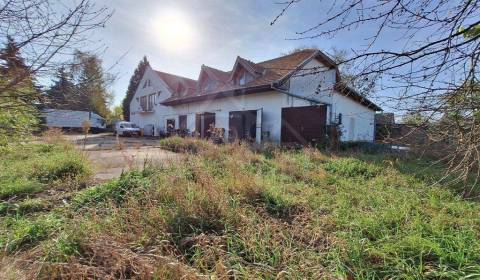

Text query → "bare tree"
[272,0,480,192]
[0,0,112,104]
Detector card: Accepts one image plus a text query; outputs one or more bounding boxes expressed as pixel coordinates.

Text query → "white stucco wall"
[288,58,376,141]
[130,66,177,135]
[165,91,312,142]
[130,59,376,142]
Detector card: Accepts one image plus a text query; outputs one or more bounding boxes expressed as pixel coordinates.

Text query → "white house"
[129,49,381,144]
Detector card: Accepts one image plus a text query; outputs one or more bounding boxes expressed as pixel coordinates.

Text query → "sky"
[90,0,389,107]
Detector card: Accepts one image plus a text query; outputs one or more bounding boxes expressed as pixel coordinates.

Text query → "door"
[229,111,243,141]
[195,112,215,138]
[281,105,327,144]
[204,112,215,138]
[179,115,187,130]
[228,110,257,142]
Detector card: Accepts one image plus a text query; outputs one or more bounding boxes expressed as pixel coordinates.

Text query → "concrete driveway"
[65,133,179,181]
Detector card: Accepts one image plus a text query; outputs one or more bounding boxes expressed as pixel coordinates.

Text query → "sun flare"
[150,8,195,52]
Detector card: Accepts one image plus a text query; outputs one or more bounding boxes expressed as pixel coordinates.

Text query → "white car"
[115,121,141,136]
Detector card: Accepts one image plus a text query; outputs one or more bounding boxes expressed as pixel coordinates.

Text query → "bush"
[159,136,212,154]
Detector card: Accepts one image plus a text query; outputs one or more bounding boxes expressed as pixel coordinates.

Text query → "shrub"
[30,150,90,183]
[159,136,212,154]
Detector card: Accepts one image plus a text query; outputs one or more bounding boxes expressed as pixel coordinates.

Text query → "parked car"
[115,121,141,136]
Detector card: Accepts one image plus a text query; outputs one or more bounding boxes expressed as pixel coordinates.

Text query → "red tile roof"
[154,70,197,96]
[153,49,380,110]
[201,65,230,83]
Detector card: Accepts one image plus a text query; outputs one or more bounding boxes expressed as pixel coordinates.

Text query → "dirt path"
[65,134,179,181]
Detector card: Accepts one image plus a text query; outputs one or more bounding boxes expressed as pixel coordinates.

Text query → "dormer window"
[198,74,218,93]
[234,68,253,86]
[203,80,217,92]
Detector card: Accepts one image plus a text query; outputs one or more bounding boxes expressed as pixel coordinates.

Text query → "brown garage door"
[281,105,327,144]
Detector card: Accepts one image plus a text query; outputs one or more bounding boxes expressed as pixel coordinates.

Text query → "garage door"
[281,105,327,144]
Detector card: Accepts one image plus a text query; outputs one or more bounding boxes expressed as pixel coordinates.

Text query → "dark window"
[166,119,175,132]
[179,115,187,130]
[338,113,342,125]
[229,110,257,141]
[147,94,154,111]
[234,67,253,86]
[140,96,147,111]
[143,79,151,88]
[195,112,215,138]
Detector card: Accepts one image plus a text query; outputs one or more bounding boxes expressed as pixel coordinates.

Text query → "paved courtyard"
[65,133,179,181]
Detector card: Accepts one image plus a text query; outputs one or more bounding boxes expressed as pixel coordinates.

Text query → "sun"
[150,8,195,52]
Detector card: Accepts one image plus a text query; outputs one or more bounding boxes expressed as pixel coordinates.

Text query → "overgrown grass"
[0,143,91,199]
[1,137,480,279]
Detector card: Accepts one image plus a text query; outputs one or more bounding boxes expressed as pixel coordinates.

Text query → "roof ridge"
[202,64,229,74]
[237,56,264,74]
[154,69,197,83]
[257,48,317,65]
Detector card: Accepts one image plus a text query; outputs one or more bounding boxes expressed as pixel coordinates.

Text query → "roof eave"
[334,83,382,111]
[161,84,272,106]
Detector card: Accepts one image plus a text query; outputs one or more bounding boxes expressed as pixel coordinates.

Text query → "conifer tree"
[72,51,112,117]
[45,67,75,109]
[0,37,39,145]
[122,56,150,121]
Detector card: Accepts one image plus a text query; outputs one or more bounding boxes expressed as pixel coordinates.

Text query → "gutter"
[161,84,272,106]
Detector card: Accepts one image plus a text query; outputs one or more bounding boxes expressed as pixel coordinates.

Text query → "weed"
[0,198,51,215]
[72,170,150,207]
[324,157,382,178]
[0,143,90,199]
[2,137,480,279]
[159,136,210,154]
[0,214,61,253]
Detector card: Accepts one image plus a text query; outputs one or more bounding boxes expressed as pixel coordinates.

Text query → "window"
[143,79,151,88]
[148,94,154,111]
[166,119,175,132]
[235,68,253,86]
[203,80,217,92]
[179,115,187,130]
[140,94,155,112]
[337,113,342,125]
[140,96,147,111]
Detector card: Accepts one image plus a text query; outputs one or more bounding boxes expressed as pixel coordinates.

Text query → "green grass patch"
[72,170,150,208]
[0,143,91,199]
[1,138,479,279]
[0,214,61,253]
